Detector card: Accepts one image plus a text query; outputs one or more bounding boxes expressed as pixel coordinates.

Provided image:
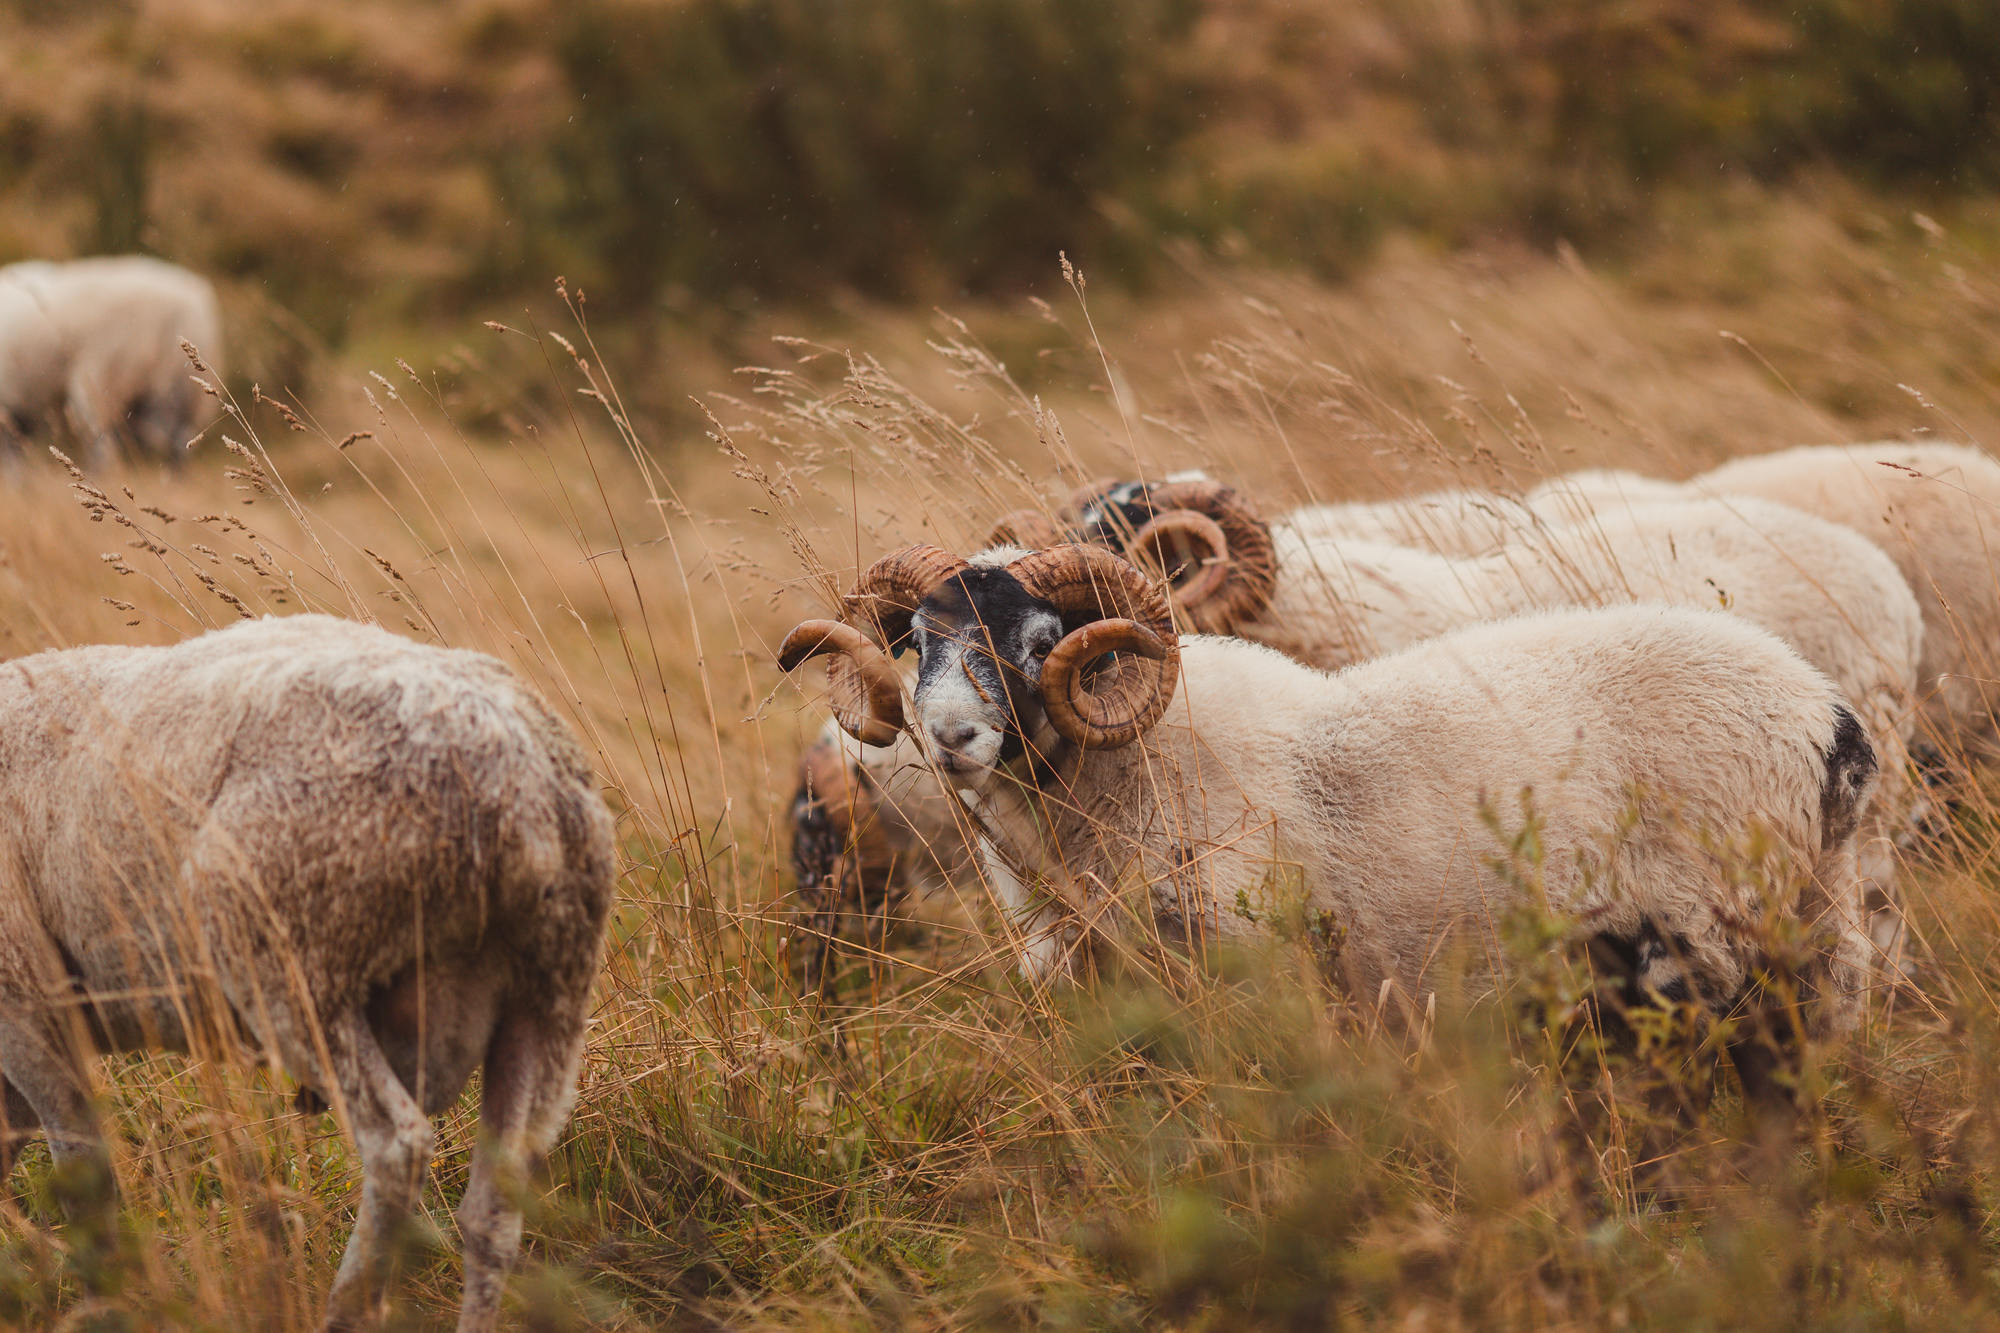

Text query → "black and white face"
[907,567,1064,788]
[1074,481,1160,550]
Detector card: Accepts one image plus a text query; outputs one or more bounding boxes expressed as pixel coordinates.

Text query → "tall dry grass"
[3,219,2000,1328]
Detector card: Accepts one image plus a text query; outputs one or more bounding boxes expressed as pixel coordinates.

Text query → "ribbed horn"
[1128,481,1275,633]
[846,544,969,651]
[778,620,904,746]
[1009,544,1180,749]
[1127,510,1231,626]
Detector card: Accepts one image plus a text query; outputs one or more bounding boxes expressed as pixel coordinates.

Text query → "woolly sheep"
[1692,443,2000,768]
[0,256,222,464]
[781,545,1878,1101]
[1017,475,1532,561]
[0,614,615,1332]
[1084,487,1923,969]
[1077,484,1923,722]
[789,716,977,992]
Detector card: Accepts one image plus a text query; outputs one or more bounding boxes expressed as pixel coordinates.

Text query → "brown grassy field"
[3,180,2000,1328]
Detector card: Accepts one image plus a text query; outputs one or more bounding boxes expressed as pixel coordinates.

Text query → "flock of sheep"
[782,444,2000,1096]
[3,254,2000,1329]
[0,259,612,1329]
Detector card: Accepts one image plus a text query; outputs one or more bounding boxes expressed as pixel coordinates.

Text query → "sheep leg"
[0,1020,106,1176]
[127,390,189,461]
[0,1016,120,1278]
[978,842,1073,981]
[1725,1007,1804,1127]
[797,875,843,998]
[455,1000,588,1333]
[63,359,122,469]
[320,1010,437,1333]
[0,1077,38,1180]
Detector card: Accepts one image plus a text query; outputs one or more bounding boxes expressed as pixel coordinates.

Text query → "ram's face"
[1074,481,1159,550]
[908,567,1063,788]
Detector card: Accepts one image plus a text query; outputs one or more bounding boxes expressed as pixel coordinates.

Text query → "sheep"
[788,717,978,993]
[1688,442,2000,771]
[996,473,1534,560]
[1078,484,1924,972]
[1074,482,1922,714]
[1050,474,1532,557]
[779,545,1878,1102]
[0,614,616,1332]
[0,256,222,465]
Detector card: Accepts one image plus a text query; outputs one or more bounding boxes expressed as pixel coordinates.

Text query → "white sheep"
[1104,489,1924,972]
[781,545,1878,1102]
[1689,442,2000,769]
[0,614,616,1332]
[1102,486,1922,729]
[0,256,222,465]
[1062,475,1533,561]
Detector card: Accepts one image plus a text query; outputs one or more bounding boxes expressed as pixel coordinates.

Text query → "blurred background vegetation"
[7,0,2000,401]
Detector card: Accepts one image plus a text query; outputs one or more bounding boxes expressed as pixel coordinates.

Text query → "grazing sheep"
[0,615,615,1333]
[999,473,1534,561]
[1692,442,2000,768]
[1092,486,1924,972]
[1085,483,1922,709]
[0,256,222,465]
[789,718,977,992]
[780,545,1878,1100]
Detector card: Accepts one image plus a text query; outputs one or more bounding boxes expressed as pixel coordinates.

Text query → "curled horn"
[845,544,969,651]
[1127,510,1230,624]
[1009,544,1180,749]
[780,544,969,746]
[1126,481,1275,634]
[779,621,904,746]
[985,508,1066,550]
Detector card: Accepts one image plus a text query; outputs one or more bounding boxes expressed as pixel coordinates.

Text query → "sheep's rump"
[0,615,613,1060]
[1063,607,1873,1033]
[1694,442,2000,760]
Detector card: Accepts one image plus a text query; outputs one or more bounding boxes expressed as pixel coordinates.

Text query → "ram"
[1689,443,2000,770]
[1055,474,1534,560]
[0,615,615,1332]
[1079,483,1920,719]
[1081,485,1923,967]
[789,718,978,993]
[780,544,1877,1102]
[0,256,222,464]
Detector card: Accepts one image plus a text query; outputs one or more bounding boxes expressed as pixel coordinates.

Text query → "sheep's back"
[1694,442,2000,753]
[1078,610,1856,1008]
[0,615,614,1022]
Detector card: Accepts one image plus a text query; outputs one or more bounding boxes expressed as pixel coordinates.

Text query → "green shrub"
[517,0,1202,308]
[1405,0,2000,242]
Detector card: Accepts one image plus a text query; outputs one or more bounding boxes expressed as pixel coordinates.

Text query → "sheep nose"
[929,721,978,755]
